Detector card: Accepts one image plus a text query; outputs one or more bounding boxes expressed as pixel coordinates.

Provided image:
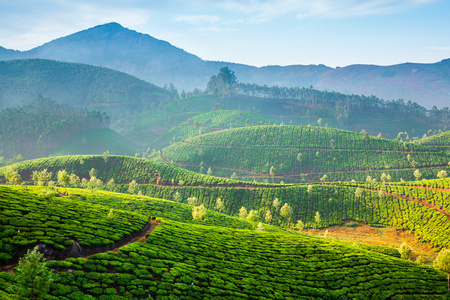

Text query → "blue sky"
[0,0,449,67]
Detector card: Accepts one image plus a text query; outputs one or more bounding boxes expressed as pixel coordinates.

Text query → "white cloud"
[427,46,450,51]
[218,0,439,21]
[173,15,221,24]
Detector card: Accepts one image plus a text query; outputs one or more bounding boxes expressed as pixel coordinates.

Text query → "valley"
[1,22,450,299]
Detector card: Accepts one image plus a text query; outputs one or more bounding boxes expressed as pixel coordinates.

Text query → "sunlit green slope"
[152,110,277,148]
[0,185,448,299]
[158,125,450,183]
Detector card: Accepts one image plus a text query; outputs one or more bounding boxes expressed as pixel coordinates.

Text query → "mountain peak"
[91,22,126,32]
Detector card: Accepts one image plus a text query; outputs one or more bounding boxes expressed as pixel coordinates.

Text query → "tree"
[128,180,138,195]
[265,210,272,224]
[272,198,281,212]
[296,153,302,163]
[5,167,21,185]
[32,169,52,187]
[206,67,238,97]
[307,185,313,195]
[107,208,114,221]
[207,167,213,176]
[89,168,97,179]
[255,222,265,231]
[295,220,304,231]
[239,206,248,219]
[106,178,116,192]
[88,177,102,193]
[230,172,237,180]
[315,211,321,227]
[437,170,448,179]
[188,197,198,206]
[12,246,54,299]
[69,174,80,188]
[102,150,110,163]
[269,166,276,183]
[317,118,323,126]
[280,203,293,228]
[192,204,206,222]
[215,197,224,212]
[57,169,70,193]
[173,191,181,203]
[398,242,413,260]
[246,210,259,229]
[413,169,422,181]
[355,187,363,198]
[320,174,327,182]
[434,248,450,291]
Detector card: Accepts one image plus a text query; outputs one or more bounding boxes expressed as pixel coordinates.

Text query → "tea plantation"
[157,125,450,182]
[0,185,449,299]
[153,110,277,148]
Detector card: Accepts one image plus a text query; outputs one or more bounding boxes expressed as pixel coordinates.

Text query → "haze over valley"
[1,1,450,298]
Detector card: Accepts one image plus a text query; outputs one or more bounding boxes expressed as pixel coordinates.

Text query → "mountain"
[0,58,170,110]
[1,23,449,108]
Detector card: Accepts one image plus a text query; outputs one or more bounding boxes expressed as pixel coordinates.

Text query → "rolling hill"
[0,58,171,110]
[414,130,450,151]
[0,183,449,298]
[151,110,277,148]
[4,155,450,250]
[0,98,137,161]
[124,93,443,149]
[1,22,449,108]
[157,125,450,183]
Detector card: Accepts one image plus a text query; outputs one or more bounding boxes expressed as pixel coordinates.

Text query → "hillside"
[4,155,450,250]
[0,97,113,161]
[0,155,247,188]
[157,125,450,183]
[414,130,450,151]
[151,110,277,148]
[124,93,443,149]
[0,184,449,298]
[51,128,137,157]
[1,22,449,108]
[0,58,171,110]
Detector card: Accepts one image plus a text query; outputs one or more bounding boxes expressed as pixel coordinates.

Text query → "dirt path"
[401,185,450,193]
[0,220,159,273]
[360,186,450,220]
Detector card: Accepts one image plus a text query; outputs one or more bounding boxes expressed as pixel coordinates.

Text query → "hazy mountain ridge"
[0,22,449,108]
[0,58,170,109]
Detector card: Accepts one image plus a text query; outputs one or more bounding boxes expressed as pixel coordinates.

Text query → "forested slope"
[0,97,112,161]
[0,59,171,110]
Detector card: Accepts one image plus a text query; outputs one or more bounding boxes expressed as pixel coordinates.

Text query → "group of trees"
[204,67,450,127]
[0,96,110,160]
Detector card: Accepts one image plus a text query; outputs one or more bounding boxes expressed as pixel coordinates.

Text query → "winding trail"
[0,220,159,273]
[355,186,450,220]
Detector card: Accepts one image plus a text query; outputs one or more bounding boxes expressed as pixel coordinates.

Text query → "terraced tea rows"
[0,155,249,187]
[158,125,450,182]
[154,110,277,148]
[0,185,148,265]
[4,155,450,248]
[32,220,449,299]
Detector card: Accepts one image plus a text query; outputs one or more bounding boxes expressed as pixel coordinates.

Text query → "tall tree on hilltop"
[206,67,237,98]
